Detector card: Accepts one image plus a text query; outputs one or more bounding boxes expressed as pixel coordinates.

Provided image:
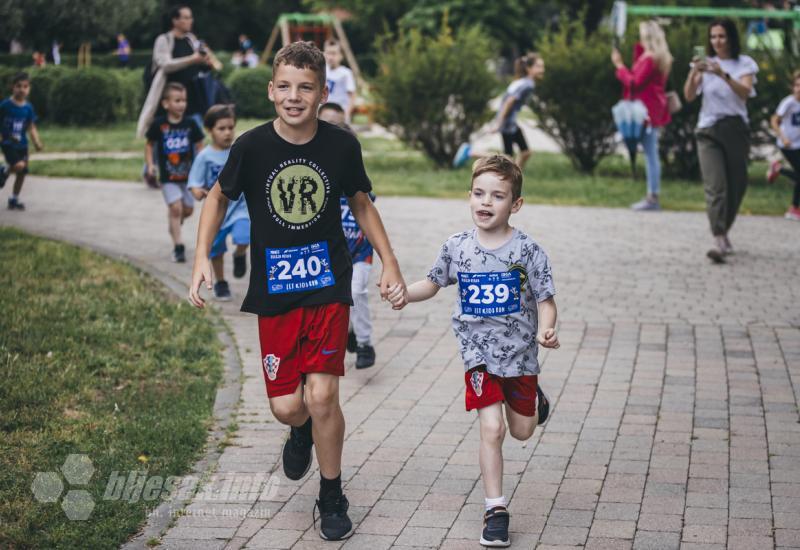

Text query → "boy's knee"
[12,161,26,172]
[508,422,535,441]
[182,206,194,217]
[481,417,506,445]
[269,397,305,424]
[168,202,183,216]
[305,379,338,417]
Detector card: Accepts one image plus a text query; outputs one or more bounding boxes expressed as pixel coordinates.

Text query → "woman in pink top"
[612,21,673,211]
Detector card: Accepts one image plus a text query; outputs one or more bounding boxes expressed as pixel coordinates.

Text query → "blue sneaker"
[480,506,510,547]
[453,142,472,168]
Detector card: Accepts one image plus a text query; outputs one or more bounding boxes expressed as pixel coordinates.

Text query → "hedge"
[225,66,273,119]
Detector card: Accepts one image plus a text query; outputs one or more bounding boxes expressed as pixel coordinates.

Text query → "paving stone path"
[2,176,799,550]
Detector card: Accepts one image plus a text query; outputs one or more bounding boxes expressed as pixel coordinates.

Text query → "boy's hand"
[34,142,43,152]
[537,328,560,349]
[189,256,213,308]
[378,261,407,309]
[387,283,408,310]
[147,164,157,178]
[783,136,792,148]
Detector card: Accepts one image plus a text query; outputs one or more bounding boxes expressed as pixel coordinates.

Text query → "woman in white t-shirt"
[767,70,800,221]
[684,19,758,264]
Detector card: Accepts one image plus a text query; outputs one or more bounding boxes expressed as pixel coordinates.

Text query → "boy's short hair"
[324,39,340,50]
[319,102,344,115]
[471,155,523,201]
[204,104,236,129]
[273,41,326,88]
[12,72,29,85]
[162,82,186,100]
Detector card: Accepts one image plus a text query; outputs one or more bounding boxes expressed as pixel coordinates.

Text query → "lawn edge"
[0,224,243,550]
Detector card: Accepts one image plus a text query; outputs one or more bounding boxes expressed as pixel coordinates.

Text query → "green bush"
[109,68,144,121]
[0,66,20,93]
[372,24,496,168]
[531,17,620,173]
[226,66,273,119]
[29,66,72,120]
[49,68,121,125]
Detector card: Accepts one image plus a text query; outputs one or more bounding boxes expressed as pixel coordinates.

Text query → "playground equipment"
[259,13,363,86]
[610,2,800,52]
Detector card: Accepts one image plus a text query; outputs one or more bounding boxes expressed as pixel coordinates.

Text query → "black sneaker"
[233,253,247,278]
[536,385,550,426]
[7,197,24,211]
[0,165,7,188]
[355,344,375,369]
[480,506,511,547]
[346,331,357,353]
[173,244,186,263]
[282,418,313,480]
[213,280,232,301]
[314,492,353,541]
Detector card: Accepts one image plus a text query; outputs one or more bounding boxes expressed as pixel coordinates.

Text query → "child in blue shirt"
[1,72,43,210]
[188,104,249,301]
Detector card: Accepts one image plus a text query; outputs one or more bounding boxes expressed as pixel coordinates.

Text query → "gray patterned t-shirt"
[427,228,555,377]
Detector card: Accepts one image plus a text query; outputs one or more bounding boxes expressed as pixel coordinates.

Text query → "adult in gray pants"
[683,18,758,263]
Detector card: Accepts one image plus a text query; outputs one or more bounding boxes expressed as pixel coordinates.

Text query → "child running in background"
[188,104,249,300]
[453,54,545,170]
[1,72,43,211]
[323,39,357,122]
[391,155,558,547]
[318,102,376,368]
[145,82,204,263]
[767,70,800,221]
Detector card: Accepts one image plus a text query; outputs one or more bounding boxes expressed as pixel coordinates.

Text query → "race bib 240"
[458,271,521,317]
[266,241,335,294]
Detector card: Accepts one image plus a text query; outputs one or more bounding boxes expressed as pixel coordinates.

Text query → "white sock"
[485,495,507,511]
[10,194,18,200]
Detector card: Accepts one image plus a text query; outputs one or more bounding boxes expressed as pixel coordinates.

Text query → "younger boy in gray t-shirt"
[390,155,559,548]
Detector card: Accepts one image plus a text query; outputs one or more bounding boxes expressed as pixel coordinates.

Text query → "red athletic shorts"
[258,302,349,398]
[464,366,538,417]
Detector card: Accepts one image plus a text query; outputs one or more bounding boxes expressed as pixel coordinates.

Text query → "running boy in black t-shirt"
[189,42,408,541]
[145,82,204,262]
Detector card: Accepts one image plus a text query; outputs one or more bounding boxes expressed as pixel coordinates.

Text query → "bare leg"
[12,162,27,196]
[517,150,532,170]
[305,373,345,479]
[234,244,248,256]
[268,382,309,427]
[211,255,225,282]
[167,201,183,245]
[478,403,506,499]
[505,403,537,441]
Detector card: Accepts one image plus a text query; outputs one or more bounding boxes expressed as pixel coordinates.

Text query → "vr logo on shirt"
[266,159,330,230]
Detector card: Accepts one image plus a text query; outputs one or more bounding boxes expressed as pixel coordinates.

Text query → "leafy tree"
[372,23,496,167]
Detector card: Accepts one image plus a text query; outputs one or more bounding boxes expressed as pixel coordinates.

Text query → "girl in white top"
[684,19,758,263]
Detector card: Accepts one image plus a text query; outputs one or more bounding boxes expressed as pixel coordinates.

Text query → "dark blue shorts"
[1,145,29,173]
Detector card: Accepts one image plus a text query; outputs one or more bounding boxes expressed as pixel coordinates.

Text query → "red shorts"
[258,302,349,398]
[464,366,538,417]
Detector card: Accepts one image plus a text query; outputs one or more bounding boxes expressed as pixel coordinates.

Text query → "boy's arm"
[406,280,440,303]
[346,91,356,120]
[28,122,43,151]
[194,140,204,155]
[771,113,790,147]
[347,191,407,308]
[144,142,156,176]
[189,182,229,307]
[536,297,559,349]
[492,96,516,131]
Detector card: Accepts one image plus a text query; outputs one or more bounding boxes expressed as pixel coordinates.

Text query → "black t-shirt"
[219,120,372,316]
[168,37,203,115]
[145,115,204,183]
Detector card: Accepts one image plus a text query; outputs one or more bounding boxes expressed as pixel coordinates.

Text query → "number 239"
[466,284,510,305]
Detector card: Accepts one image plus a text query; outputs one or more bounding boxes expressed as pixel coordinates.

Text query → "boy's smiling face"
[469,172,522,231]
[269,63,328,131]
[161,90,187,118]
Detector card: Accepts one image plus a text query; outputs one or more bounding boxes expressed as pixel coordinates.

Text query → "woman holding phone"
[684,19,758,263]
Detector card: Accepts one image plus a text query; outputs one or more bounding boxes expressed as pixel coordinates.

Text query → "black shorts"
[501,128,528,156]
[1,145,29,172]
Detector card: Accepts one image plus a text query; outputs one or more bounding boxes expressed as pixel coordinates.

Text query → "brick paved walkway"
[2,176,799,550]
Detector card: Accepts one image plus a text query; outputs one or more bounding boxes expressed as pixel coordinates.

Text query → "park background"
[1,1,800,549]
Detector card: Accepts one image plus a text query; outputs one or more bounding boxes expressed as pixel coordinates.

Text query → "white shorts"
[161,182,194,207]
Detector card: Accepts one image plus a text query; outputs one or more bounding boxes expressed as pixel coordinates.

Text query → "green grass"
[0,227,223,549]
[30,141,793,216]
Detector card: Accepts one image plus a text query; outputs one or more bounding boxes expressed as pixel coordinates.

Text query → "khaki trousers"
[696,116,750,236]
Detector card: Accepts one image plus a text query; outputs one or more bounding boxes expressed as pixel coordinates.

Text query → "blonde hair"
[639,21,673,76]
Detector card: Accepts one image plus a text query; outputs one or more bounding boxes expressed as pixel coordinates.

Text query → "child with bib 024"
[390,154,558,548]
